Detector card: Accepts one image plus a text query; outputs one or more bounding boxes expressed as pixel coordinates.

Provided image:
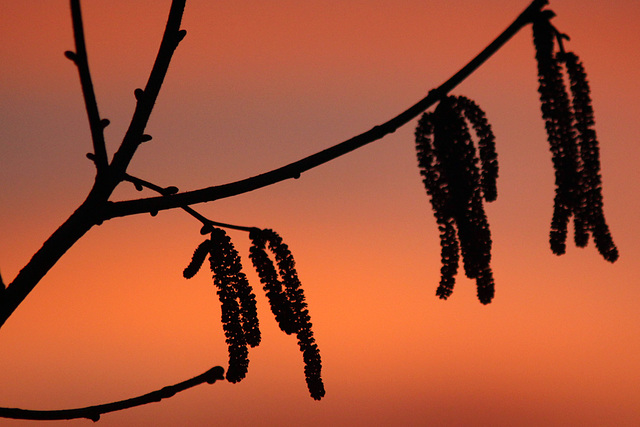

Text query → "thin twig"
[67,0,109,172]
[103,0,549,220]
[123,174,258,233]
[0,366,224,421]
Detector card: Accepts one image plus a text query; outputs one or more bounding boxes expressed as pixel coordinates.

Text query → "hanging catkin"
[249,229,297,335]
[181,228,261,383]
[457,96,498,203]
[415,95,497,304]
[416,112,459,299]
[250,229,325,400]
[533,10,618,262]
[183,239,211,279]
[208,228,249,382]
[561,52,619,262]
[533,11,581,256]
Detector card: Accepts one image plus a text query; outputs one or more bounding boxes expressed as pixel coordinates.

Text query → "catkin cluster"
[249,229,325,400]
[415,95,498,304]
[533,10,618,262]
[183,227,324,399]
[183,228,260,383]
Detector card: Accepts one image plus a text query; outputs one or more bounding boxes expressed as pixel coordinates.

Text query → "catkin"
[533,11,618,262]
[533,13,581,256]
[416,113,460,300]
[457,96,498,202]
[249,229,297,335]
[183,239,211,279]
[250,228,325,400]
[415,95,497,304]
[208,227,261,382]
[561,52,619,262]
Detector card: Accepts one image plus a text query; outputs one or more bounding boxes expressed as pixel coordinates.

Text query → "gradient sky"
[1,1,639,426]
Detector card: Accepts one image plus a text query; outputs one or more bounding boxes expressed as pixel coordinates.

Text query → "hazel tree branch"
[0,366,224,422]
[102,0,549,220]
[65,0,109,172]
[0,0,188,329]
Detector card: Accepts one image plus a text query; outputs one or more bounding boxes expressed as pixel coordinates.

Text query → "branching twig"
[0,366,224,422]
[123,174,258,233]
[102,0,549,220]
[0,0,188,328]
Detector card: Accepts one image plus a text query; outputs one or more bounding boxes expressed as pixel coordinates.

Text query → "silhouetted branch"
[0,366,224,422]
[0,0,188,329]
[102,0,549,220]
[65,0,109,173]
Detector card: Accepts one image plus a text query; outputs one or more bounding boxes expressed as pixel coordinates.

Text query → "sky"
[0,0,639,425]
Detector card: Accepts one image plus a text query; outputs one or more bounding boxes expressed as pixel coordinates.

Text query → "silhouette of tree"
[0,0,618,421]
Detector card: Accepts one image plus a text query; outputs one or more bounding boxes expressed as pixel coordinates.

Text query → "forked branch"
[123,174,257,233]
[0,0,188,328]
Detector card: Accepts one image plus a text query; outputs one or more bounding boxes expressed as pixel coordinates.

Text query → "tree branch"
[0,0,188,329]
[102,0,549,220]
[66,0,109,172]
[0,366,224,422]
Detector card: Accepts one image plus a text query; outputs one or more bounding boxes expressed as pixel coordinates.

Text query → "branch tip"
[204,366,225,384]
[100,118,110,128]
[0,365,225,421]
[164,186,179,195]
[177,29,187,42]
[139,134,153,143]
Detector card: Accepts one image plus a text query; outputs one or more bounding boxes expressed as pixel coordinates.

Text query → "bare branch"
[0,0,188,329]
[102,0,549,220]
[0,366,224,421]
[66,0,109,172]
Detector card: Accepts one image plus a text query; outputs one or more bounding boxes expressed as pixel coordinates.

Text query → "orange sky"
[1,1,639,426]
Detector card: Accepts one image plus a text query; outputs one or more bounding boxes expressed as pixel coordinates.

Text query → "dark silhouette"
[0,0,618,421]
[415,95,497,304]
[532,11,618,261]
[0,367,224,421]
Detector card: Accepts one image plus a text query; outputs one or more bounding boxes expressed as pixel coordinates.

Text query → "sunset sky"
[1,1,639,425]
